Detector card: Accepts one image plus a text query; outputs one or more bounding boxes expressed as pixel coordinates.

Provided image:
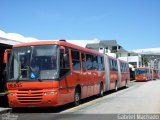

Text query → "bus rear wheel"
[125,80,128,88]
[99,83,104,97]
[74,89,81,106]
[115,81,118,91]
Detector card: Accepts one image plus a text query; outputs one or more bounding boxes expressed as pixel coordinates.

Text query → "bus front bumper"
[7,91,59,108]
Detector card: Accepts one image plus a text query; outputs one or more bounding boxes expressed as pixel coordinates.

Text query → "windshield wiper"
[37,78,43,82]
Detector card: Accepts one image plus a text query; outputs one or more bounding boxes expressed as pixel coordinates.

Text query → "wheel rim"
[125,81,128,87]
[75,91,80,105]
[100,85,103,96]
[115,82,118,91]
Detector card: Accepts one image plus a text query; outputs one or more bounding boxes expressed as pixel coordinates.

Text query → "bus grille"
[17,89,43,104]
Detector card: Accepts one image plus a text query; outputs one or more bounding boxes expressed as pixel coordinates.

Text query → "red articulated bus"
[135,67,153,81]
[6,40,130,108]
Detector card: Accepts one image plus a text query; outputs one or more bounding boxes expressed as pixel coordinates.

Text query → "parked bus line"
[5,40,130,108]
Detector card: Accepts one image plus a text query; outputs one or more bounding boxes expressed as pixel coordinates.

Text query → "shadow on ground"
[11,86,128,113]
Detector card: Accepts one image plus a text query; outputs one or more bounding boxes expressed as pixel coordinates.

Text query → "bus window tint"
[81,53,86,70]
[60,47,70,77]
[109,59,112,70]
[124,63,127,72]
[114,60,118,71]
[120,62,123,72]
[101,56,105,70]
[121,62,127,72]
[121,63,125,72]
[98,56,104,70]
[86,54,93,70]
[93,55,98,70]
[109,59,117,71]
[71,50,80,70]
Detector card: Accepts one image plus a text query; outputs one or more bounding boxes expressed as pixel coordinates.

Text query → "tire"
[99,83,104,97]
[115,81,118,91]
[74,89,81,106]
[125,80,128,88]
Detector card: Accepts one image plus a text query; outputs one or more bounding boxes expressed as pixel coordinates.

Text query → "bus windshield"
[8,45,58,81]
[135,69,148,75]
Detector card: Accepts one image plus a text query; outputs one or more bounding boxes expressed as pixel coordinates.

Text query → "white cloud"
[0,30,99,47]
[0,29,39,43]
[67,38,100,48]
[0,30,7,37]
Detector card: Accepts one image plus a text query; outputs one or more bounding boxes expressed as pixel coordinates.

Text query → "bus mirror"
[3,49,11,64]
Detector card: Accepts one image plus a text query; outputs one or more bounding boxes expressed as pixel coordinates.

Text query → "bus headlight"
[8,92,16,96]
[44,91,57,95]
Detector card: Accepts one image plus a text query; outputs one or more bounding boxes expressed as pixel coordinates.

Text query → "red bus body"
[6,40,130,108]
[135,67,152,81]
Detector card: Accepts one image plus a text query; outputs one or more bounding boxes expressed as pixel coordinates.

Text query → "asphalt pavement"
[0,80,160,120]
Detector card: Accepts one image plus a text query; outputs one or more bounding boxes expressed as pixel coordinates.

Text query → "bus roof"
[13,40,104,56]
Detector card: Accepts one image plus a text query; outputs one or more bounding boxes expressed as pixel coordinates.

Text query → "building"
[86,40,142,68]
[86,40,122,58]
[132,48,160,69]
[118,51,142,68]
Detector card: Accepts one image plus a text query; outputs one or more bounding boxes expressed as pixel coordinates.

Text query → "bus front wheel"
[74,89,81,106]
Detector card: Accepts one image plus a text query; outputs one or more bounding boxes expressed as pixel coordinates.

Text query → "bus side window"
[124,63,126,72]
[98,56,104,71]
[71,50,80,70]
[98,56,101,70]
[125,63,127,72]
[81,53,86,70]
[120,62,123,72]
[86,54,93,70]
[122,63,124,72]
[101,56,105,70]
[93,55,98,70]
[60,47,70,77]
[111,59,115,71]
[115,60,118,71]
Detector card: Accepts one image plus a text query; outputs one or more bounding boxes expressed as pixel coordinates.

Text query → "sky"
[0,0,160,50]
